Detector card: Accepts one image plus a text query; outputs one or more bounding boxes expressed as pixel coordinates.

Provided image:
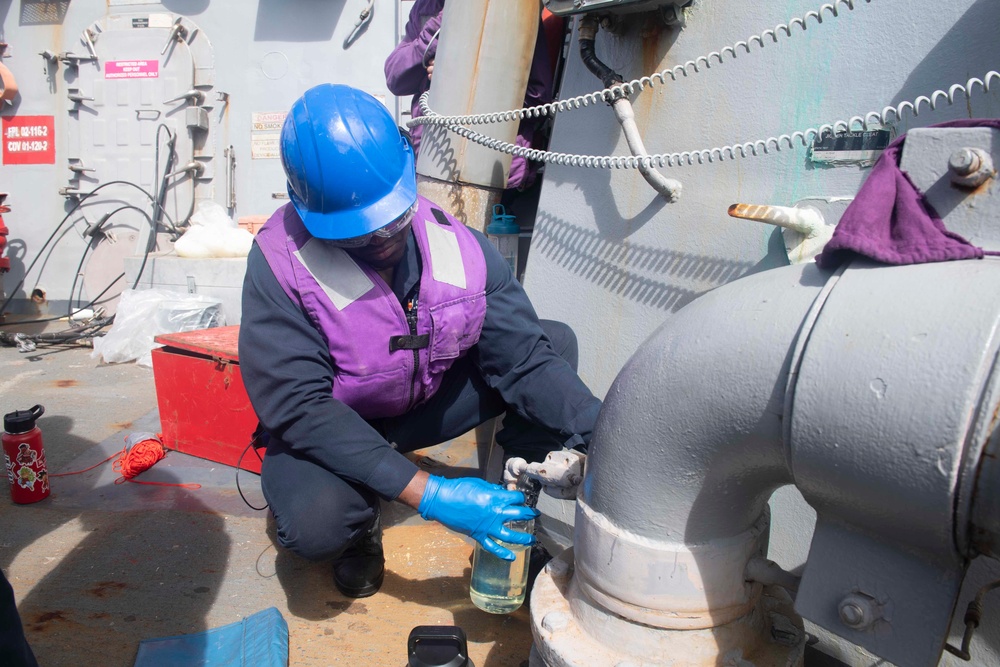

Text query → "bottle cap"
[487,204,519,236]
[4,404,45,434]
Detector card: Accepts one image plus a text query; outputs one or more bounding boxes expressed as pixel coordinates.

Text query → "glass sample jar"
[469,475,540,614]
[469,518,533,614]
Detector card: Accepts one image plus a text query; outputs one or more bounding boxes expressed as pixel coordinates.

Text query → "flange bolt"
[948,147,995,188]
[838,592,881,631]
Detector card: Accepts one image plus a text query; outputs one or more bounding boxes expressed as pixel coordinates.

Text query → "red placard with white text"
[2,116,56,165]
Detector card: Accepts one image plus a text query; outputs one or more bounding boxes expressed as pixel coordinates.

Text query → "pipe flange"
[573,501,769,630]
[530,549,805,666]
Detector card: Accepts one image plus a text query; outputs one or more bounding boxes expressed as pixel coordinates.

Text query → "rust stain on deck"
[88,581,129,598]
[28,610,68,631]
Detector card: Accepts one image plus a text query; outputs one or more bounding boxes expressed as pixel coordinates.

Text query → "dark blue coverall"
[238,225,601,562]
[0,568,38,667]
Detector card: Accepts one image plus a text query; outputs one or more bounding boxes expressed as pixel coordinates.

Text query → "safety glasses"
[326,204,418,248]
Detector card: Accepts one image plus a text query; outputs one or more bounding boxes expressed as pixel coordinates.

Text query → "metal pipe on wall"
[415,0,538,230]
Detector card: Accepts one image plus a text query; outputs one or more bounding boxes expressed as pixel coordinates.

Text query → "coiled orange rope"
[52,433,200,489]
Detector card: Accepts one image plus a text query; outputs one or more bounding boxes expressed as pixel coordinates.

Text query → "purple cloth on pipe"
[815,119,1000,269]
[384,0,554,190]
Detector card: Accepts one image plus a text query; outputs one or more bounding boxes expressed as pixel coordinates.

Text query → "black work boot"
[333,505,385,598]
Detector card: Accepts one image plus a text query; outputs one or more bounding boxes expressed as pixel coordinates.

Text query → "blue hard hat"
[281,84,417,240]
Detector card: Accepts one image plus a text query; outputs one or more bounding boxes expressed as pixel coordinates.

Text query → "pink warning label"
[104,60,159,79]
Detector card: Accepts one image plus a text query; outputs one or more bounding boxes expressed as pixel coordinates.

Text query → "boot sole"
[334,567,385,598]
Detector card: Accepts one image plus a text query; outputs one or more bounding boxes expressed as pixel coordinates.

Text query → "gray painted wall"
[523,1,1000,664]
[0,0,405,318]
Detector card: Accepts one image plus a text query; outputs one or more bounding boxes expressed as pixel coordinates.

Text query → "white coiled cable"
[408,0,874,129]
[418,71,1000,170]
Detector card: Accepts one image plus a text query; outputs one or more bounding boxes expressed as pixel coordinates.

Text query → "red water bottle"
[3,405,50,504]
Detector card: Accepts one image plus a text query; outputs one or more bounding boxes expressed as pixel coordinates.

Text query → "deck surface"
[0,336,531,666]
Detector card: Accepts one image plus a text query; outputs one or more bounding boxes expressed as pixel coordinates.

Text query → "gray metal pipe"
[415,0,538,190]
[574,262,828,631]
[533,254,1000,667]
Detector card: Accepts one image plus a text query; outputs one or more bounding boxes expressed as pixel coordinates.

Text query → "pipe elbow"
[572,263,830,628]
[583,264,830,537]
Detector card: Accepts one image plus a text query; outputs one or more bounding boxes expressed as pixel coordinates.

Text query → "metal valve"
[163,89,206,106]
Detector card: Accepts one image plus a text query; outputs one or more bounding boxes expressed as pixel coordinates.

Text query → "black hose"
[579,37,623,90]
[67,204,155,319]
[578,16,624,103]
[152,125,178,236]
[6,201,156,331]
[0,273,124,329]
[1,202,153,330]
[0,179,175,317]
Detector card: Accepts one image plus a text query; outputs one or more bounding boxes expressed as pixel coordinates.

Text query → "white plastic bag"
[91,288,225,367]
[174,201,254,258]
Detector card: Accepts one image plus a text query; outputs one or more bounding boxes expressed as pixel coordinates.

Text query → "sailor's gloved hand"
[504,449,587,500]
[418,475,537,561]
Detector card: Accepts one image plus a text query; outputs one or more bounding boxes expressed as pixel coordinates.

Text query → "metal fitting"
[838,592,882,631]
[164,89,206,106]
[660,5,683,25]
[167,161,206,179]
[541,611,569,633]
[948,147,995,189]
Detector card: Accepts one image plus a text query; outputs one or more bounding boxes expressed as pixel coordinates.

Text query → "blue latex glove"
[418,475,538,561]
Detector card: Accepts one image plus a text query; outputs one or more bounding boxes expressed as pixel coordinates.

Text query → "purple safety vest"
[255,196,487,419]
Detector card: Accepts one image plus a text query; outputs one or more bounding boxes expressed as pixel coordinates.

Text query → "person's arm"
[397,469,429,508]
[524,18,556,110]
[384,1,443,95]
[509,19,558,190]
[238,244,420,501]
[470,231,602,450]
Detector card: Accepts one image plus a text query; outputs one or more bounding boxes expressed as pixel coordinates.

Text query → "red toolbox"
[152,326,262,473]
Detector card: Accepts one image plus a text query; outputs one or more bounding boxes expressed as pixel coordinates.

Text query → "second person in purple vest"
[239,84,601,599]
[383,0,555,190]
